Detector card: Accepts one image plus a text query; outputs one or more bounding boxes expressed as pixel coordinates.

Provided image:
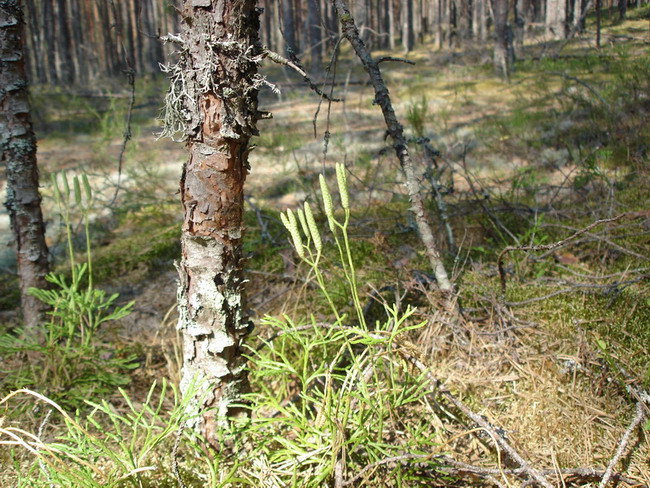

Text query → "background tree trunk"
[282,0,298,56]
[173,0,260,442]
[493,0,511,79]
[401,0,415,52]
[388,0,397,49]
[596,0,602,47]
[514,0,528,55]
[546,0,568,38]
[307,0,322,72]
[1,0,50,329]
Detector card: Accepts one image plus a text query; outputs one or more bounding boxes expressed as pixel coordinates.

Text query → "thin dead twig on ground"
[501,274,650,307]
[498,213,633,296]
[599,401,647,488]
[258,321,647,487]
[259,322,551,487]
[171,420,187,488]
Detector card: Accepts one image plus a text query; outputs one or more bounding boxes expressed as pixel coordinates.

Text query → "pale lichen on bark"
[163,0,261,441]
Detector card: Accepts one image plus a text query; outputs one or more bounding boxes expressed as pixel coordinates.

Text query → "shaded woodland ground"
[1,7,649,487]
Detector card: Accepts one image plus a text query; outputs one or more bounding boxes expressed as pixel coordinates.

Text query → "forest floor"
[1,9,649,488]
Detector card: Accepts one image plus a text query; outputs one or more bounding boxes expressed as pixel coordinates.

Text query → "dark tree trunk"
[307,0,322,71]
[282,0,297,56]
[596,0,601,47]
[169,0,261,442]
[42,0,55,83]
[262,0,274,50]
[514,0,528,55]
[1,0,50,329]
[54,0,74,83]
[388,0,396,49]
[618,0,627,19]
[456,0,470,44]
[477,0,487,41]
[493,0,511,79]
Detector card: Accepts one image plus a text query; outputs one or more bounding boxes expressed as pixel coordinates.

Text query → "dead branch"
[538,223,650,263]
[108,0,136,207]
[244,196,276,244]
[259,323,552,487]
[498,213,631,296]
[258,322,647,487]
[599,401,647,488]
[376,56,416,65]
[502,275,649,307]
[454,156,521,246]
[172,420,187,488]
[420,139,457,255]
[545,71,610,107]
[263,48,342,102]
[332,0,455,303]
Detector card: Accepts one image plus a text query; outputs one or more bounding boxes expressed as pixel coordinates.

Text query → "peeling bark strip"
[171,0,261,440]
[1,0,50,329]
[332,0,454,296]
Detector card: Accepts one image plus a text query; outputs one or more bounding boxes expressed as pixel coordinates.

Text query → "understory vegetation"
[1,12,649,488]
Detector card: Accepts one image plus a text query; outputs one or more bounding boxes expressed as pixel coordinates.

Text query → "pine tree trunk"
[282,0,297,56]
[596,0,602,47]
[388,0,396,49]
[1,0,50,330]
[171,0,261,442]
[546,0,568,38]
[434,0,442,48]
[401,0,414,52]
[493,0,511,79]
[307,0,322,71]
[515,0,528,54]
[355,0,370,44]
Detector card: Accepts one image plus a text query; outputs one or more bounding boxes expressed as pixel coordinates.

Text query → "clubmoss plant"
[0,173,135,410]
[283,164,365,329]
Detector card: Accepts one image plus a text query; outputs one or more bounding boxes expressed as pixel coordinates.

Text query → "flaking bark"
[1,0,50,329]
[170,0,261,442]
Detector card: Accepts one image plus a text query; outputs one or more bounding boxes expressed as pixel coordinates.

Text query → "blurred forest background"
[1,0,649,486]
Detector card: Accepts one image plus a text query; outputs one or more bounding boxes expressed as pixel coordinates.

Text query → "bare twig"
[376,56,415,65]
[502,275,649,307]
[343,450,644,487]
[264,48,341,102]
[599,401,647,488]
[539,223,650,263]
[244,196,275,244]
[108,0,136,207]
[332,0,455,302]
[455,156,521,246]
[36,409,54,488]
[420,139,456,255]
[259,322,551,487]
[316,35,344,154]
[498,213,630,296]
[257,322,648,487]
[545,71,610,107]
[172,420,187,488]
